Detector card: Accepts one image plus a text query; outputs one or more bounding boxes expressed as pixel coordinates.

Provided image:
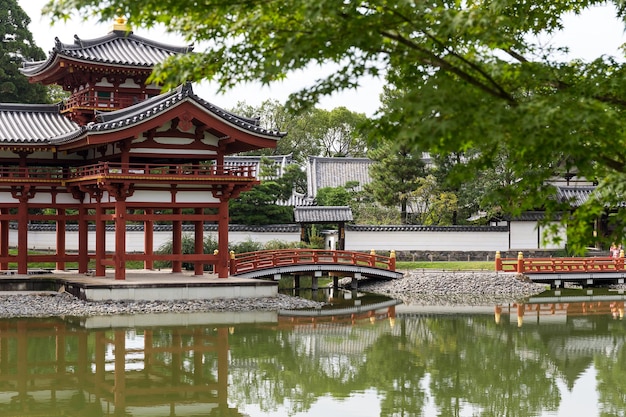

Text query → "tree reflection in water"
[0,297,624,416]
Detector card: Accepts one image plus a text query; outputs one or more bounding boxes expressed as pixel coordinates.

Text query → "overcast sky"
[17,0,626,116]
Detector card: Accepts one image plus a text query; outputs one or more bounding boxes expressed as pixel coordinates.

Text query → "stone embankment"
[356,270,546,306]
[0,270,546,318]
[0,293,324,318]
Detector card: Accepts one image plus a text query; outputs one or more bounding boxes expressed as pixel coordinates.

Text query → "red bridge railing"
[495,251,625,273]
[230,249,396,275]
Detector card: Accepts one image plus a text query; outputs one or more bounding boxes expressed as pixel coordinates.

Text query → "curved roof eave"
[0,103,85,145]
[20,31,194,77]
[84,83,286,140]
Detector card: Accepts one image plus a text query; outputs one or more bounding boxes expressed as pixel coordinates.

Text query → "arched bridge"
[229,249,403,280]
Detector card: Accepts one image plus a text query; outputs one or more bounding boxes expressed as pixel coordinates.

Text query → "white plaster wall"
[10,229,301,252]
[344,230,510,251]
[9,224,565,253]
[538,222,567,249]
[509,221,539,249]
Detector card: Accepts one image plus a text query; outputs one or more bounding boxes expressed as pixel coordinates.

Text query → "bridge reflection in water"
[2,291,624,416]
[496,289,626,327]
[0,299,399,417]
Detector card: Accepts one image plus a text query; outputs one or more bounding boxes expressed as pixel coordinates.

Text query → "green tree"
[45,0,626,250]
[310,107,369,157]
[230,101,369,159]
[367,141,427,224]
[229,157,299,225]
[1,0,48,103]
[230,100,321,161]
[407,174,458,225]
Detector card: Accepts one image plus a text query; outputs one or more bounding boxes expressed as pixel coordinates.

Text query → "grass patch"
[396,261,495,271]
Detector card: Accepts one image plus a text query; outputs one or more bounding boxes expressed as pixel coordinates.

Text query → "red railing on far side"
[230,249,396,275]
[495,250,626,273]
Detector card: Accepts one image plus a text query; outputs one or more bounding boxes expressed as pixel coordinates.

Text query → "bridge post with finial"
[229,250,235,275]
[390,250,396,271]
[517,251,524,273]
[495,251,502,271]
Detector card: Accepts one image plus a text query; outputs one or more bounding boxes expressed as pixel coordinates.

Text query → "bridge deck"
[496,254,626,288]
[230,249,403,281]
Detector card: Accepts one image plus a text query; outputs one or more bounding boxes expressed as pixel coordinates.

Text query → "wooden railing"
[61,95,137,111]
[66,162,257,179]
[495,251,626,273]
[0,163,257,184]
[230,249,396,275]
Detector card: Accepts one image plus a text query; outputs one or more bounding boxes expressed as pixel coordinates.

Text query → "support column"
[0,208,9,270]
[194,208,204,275]
[338,221,345,250]
[114,198,127,280]
[217,199,229,278]
[56,207,66,271]
[113,330,127,413]
[17,193,29,275]
[95,205,106,277]
[78,206,89,273]
[172,208,182,273]
[144,208,154,270]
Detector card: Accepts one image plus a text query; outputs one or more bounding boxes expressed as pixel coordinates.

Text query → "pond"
[0,288,624,416]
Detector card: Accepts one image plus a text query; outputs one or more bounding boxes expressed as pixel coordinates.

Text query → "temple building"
[0,20,283,279]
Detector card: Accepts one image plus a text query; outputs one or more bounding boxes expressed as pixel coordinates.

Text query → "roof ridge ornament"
[111,15,131,32]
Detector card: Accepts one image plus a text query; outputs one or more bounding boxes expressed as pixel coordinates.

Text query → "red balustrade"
[0,162,257,184]
[230,249,396,275]
[495,251,625,273]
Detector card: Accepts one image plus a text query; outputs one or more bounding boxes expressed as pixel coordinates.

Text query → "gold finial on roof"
[111,15,130,32]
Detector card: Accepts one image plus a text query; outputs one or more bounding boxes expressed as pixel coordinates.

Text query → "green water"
[1,290,625,416]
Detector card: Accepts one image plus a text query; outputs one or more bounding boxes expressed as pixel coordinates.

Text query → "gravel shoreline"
[0,270,546,318]
[357,270,547,306]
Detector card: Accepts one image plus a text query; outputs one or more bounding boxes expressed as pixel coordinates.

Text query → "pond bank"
[0,270,545,318]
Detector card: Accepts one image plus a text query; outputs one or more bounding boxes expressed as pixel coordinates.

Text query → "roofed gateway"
[0,22,284,279]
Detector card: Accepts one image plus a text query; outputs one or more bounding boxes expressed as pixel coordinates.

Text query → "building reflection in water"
[0,318,236,416]
[0,302,399,416]
[496,289,626,328]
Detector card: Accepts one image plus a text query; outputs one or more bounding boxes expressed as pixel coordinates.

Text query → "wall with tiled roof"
[307,156,374,197]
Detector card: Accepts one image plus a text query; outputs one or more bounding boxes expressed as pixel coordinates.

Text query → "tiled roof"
[0,84,284,147]
[307,156,374,197]
[556,185,595,207]
[294,206,353,223]
[24,223,300,233]
[68,83,285,142]
[347,224,508,232]
[0,103,84,144]
[21,30,193,76]
[224,154,295,178]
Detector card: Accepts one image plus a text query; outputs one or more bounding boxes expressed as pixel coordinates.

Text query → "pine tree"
[366,142,427,225]
[0,0,48,103]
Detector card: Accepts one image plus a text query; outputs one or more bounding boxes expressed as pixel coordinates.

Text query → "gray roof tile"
[307,156,373,197]
[294,206,353,223]
[78,83,285,141]
[347,224,508,232]
[0,103,83,143]
[21,30,193,76]
[556,185,595,207]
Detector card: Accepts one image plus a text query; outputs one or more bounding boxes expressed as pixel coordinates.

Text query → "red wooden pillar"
[17,193,29,275]
[144,208,154,270]
[0,208,9,270]
[56,207,66,271]
[194,207,204,275]
[113,330,126,412]
[95,205,106,277]
[78,206,89,273]
[172,208,182,273]
[114,198,126,280]
[217,198,229,278]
